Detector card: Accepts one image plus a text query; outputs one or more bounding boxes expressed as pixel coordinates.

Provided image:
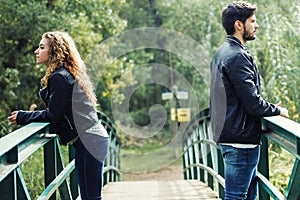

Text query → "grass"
[120,143,182,173]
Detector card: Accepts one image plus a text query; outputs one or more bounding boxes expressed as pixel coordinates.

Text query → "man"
[210,1,289,200]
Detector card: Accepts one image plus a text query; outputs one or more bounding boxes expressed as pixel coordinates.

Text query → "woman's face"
[34,38,50,64]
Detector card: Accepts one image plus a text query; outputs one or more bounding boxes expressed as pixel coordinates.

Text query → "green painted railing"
[182,108,300,200]
[0,112,121,200]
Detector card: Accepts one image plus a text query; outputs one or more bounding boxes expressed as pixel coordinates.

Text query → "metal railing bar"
[262,116,300,151]
[257,172,285,200]
[183,139,218,153]
[0,123,49,157]
[37,160,75,200]
[263,116,300,138]
[16,167,31,200]
[103,166,121,175]
[264,133,300,160]
[0,111,121,199]
[183,163,225,187]
[0,137,51,182]
[183,108,300,200]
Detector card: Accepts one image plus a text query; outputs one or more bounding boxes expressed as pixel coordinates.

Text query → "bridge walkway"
[103,180,220,200]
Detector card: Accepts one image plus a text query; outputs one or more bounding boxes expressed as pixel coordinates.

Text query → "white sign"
[162,92,173,100]
[176,91,188,100]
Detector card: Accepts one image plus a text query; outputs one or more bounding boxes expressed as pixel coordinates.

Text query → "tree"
[0,0,127,136]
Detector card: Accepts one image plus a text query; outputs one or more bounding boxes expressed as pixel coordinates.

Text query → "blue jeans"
[219,144,260,200]
[74,136,109,200]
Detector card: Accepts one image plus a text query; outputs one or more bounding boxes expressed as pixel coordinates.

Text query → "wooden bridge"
[103,180,220,199]
[1,109,300,200]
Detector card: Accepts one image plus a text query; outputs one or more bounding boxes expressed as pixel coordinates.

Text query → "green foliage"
[268,141,294,194]
[20,148,45,199]
[2,0,298,138]
[0,114,13,137]
[119,0,157,28]
[250,0,300,122]
[0,0,127,135]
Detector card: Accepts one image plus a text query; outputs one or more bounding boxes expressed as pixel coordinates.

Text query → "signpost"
[162,88,190,159]
[177,108,191,122]
[162,90,190,122]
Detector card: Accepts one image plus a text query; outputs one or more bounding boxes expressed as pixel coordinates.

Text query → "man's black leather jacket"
[210,35,280,144]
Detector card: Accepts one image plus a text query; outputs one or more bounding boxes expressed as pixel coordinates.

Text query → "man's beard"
[243,26,256,41]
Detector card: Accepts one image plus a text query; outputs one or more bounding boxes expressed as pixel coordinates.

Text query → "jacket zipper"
[242,114,247,130]
[64,115,74,130]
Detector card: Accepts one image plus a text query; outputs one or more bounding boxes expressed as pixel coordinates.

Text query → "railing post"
[187,136,193,179]
[198,123,205,182]
[69,144,78,199]
[191,139,197,179]
[193,130,201,180]
[217,148,225,199]
[0,172,15,200]
[207,150,213,189]
[182,142,188,179]
[0,146,19,200]
[56,141,72,200]
[116,141,121,182]
[7,146,18,164]
[205,121,213,190]
[258,135,270,200]
[109,139,113,183]
[285,137,300,200]
[44,139,57,200]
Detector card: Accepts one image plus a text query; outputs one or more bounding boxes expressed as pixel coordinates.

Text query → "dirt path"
[122,163,184,181]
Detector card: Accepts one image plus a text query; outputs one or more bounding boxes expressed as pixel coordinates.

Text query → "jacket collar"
[226,35,248,51]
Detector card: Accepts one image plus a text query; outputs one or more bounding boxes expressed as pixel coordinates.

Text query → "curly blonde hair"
[40,31,97,106]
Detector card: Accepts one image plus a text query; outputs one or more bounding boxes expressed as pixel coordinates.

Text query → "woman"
[8,31,109,200]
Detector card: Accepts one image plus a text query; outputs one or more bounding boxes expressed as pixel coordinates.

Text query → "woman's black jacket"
[17,67,77,144]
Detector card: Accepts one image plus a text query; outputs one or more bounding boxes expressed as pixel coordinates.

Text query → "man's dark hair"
[222,1,257,35]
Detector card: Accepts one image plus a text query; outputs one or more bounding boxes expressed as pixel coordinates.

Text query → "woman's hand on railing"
[7,111,18,126]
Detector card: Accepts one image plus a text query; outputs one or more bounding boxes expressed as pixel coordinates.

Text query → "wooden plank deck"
[102,180,220,199]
